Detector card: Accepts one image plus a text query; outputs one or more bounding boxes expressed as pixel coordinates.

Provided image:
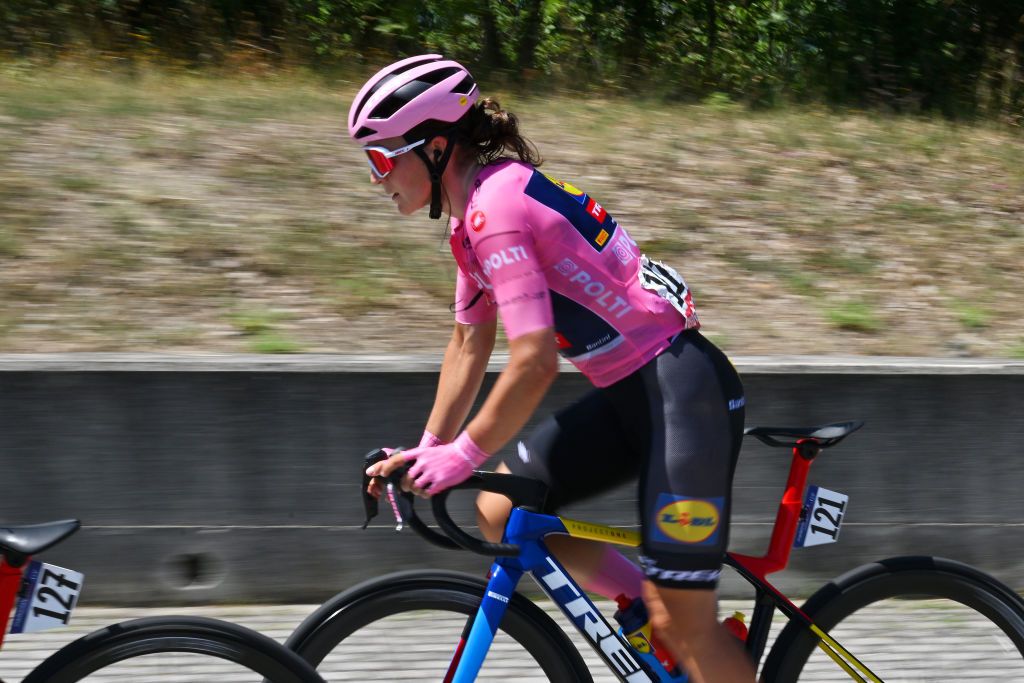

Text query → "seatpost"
[0,556,27,649]
[730,438,821,579]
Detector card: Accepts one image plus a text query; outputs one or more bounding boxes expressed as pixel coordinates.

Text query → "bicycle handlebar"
[360,448,549,557]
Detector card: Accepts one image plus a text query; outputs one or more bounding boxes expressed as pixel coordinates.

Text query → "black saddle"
[0,520,80,561]
[744,421,864,449]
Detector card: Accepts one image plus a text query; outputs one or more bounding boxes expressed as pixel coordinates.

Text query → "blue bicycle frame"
[448,507,669,683]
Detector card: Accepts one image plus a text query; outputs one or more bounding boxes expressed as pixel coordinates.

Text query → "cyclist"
[356,54,753,683]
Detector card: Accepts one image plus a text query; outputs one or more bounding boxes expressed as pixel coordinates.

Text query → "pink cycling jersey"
[450,160,699,388]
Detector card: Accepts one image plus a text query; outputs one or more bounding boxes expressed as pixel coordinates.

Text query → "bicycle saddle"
[744,421,864,449]
[0,519,80,560]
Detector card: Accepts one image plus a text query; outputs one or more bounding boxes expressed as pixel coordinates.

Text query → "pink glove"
[418,429,446,448]
[404,431,491,493]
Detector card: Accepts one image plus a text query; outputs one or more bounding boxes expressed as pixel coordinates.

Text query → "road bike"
[286,420,1024,682]
[0,518,326,682]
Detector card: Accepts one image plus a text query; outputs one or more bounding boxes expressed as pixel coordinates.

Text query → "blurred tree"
[0,0,1019,120]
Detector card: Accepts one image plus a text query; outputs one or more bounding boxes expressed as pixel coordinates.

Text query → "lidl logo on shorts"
[653,494,723,545]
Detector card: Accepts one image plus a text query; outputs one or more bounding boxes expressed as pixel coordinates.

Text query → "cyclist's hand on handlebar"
[404,431,492,495]
[365,448,406,499]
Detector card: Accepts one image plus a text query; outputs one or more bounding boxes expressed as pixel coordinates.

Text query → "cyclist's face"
[369,136,432,216]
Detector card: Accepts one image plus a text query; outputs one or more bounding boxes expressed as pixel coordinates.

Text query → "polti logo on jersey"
[652,494,723,545]
[525,171,617,253]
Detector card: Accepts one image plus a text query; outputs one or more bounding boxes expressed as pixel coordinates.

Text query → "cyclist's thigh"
[631,331,745,589]
[504,387,641,511]
[477,461,515,541]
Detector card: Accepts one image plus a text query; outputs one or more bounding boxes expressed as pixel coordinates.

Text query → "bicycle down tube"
[448,509,662,683]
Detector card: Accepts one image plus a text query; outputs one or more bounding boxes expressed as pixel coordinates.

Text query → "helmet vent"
[371,82,430,119]
[388,55,441,76]
[353,126,378,139]
[351,56,440,123]
[452,74,476,95]
[417,66,461,85]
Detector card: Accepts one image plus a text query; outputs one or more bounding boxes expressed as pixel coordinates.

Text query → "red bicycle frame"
[0,557,29,649]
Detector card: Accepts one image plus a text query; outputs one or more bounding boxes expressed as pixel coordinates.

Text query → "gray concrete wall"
[1,354,1022,604]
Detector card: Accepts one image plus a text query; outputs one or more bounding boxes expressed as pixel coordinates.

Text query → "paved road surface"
[1,599,1021,681]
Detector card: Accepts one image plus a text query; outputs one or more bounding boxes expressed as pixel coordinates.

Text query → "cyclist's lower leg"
[642,581,755,683]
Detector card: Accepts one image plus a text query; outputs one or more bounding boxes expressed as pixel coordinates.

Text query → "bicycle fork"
[444,562,524,683]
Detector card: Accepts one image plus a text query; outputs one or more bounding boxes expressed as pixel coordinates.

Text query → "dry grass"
[1,66,1022,357]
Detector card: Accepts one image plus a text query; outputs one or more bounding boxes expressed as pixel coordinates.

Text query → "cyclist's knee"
[476,462,513,543]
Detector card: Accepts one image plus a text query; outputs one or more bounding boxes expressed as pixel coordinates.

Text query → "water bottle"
[613,594,689,682]
[722,611,748,642]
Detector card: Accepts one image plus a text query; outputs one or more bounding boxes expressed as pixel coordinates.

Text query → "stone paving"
[1,599,1021,681]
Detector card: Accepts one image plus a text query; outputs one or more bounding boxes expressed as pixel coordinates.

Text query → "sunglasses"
[363,138,426,179]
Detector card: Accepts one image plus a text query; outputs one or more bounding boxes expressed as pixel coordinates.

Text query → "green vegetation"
[825,302,881,334]
[1,2,1022,120]
[229,309,303,354]
[952,303,993,330]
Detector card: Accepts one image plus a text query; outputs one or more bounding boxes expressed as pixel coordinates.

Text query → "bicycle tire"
[23,615,326,683]
[762,556,1024,682]
[284,569,594,682]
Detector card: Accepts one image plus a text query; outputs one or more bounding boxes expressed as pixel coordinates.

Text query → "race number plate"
[9,561,84,634]
[794,485,849,548]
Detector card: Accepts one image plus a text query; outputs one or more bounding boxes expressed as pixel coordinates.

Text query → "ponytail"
[457,97,543,167]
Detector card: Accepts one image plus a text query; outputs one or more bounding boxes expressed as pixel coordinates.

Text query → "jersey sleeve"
[471,226,553,340]
[453,267,497,325]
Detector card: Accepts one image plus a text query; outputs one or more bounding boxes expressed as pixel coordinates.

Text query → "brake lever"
[360,448,390,529]
[360,448,413,531]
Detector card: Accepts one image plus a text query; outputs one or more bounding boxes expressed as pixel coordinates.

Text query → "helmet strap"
[414,132,457,220]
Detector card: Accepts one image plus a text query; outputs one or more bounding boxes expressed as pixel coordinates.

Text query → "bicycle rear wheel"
[23,616,325,683]
[762,556,1024,682]
[284,569,593,682]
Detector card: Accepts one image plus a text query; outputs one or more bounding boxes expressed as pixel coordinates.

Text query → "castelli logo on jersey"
[470,210,486,232]
[655,498,720,544]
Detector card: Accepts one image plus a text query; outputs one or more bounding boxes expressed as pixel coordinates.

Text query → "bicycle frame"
[443,437,883,683]
[0,557,25,649]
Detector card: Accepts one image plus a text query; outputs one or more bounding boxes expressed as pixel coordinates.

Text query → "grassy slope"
[1,66,1022,357]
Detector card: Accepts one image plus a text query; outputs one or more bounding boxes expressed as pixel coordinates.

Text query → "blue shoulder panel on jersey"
[523,171,617,253]
[550,290,621,359]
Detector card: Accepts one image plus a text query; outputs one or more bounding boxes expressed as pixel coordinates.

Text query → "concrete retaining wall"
[1,354,1022,604]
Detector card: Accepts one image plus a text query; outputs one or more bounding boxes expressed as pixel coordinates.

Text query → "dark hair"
[456,97,543,167]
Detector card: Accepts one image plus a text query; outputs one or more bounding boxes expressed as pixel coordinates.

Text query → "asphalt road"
[2,598,1023,682]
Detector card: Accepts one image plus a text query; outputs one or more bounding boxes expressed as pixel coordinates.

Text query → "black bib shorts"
[505,330,745,589]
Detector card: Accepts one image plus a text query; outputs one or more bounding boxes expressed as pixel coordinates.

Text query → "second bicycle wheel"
[284,570,594,682]
[762,556,1024,682]
[22,616,325,683]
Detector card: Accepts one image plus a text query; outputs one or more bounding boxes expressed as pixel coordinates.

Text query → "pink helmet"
[348,54,479,144]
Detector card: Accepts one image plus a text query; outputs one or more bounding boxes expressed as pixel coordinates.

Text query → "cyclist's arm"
[424,319,497,442]
[463,327,558,454]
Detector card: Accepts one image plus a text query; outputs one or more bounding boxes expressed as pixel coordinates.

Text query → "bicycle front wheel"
[284,569,593,682]
[23,616,326,683]
[762,556,1024,682]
